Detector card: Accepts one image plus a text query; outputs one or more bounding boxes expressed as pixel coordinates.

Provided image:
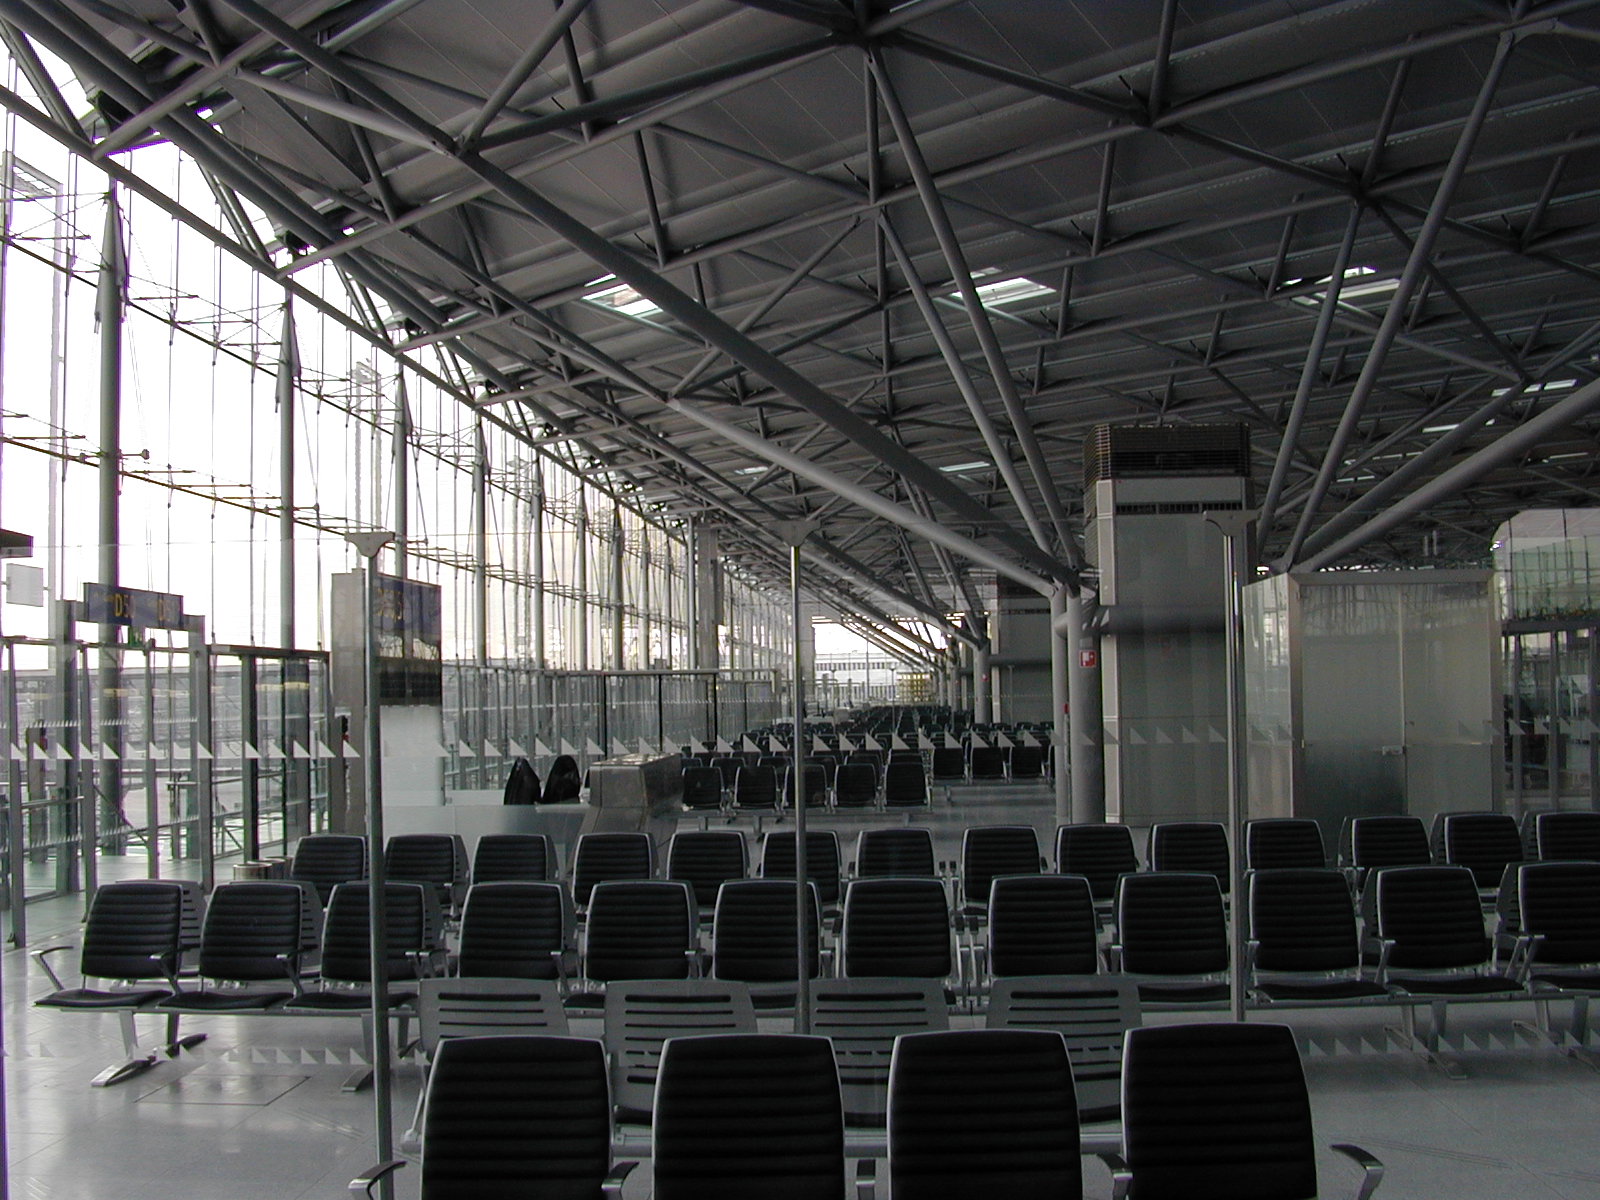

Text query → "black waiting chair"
[1245,818,1327,870]
[1056,823,1140,905]
[969,744,1007,780]
[352,1034,635,1199]
[665,830,748,914]
[1148,822,1231,893]
[652,1033,848,1200]
[1120,1022,1384,1200]
[571,832,655,911]
[578,881,699,992]
[731,763,780,815]
[854,827,937,880]
[985,873,1102,979]
[285,881,442,1013]
[710,754,744,789]
[32,880,191,1087]
[1009,744,1046,780]
[455,881,573,982]
[886,1029,1106,1200]
[760,829,843,911]
[1347,815,1431,875]
[1534,811,1600,861]
[470,833,553,883]
[1516,861,1600,1047]
[1246,869,1391,1005]
[289,833,367,904]
[1112,872,1229,1006]
[710,879,823,1008]
[156,881,309,1014]
[385,833,468,910]
[839,878,954,985]
[681,763,726,814]
[882,759,930,808]
[1441,812,1524,891]
[930,746,966,781]
[833,761,879,809]
[959,825,1043,919]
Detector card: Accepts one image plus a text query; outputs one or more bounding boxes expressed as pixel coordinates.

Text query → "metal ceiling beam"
[460,0,595,146]
[456,147,1078,584]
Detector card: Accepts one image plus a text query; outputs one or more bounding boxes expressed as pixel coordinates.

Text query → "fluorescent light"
[939,460,988,473]
[585,274,664,319]
[733,465,766,476]
[1491,379,1577,398]
[970,274,1053,308]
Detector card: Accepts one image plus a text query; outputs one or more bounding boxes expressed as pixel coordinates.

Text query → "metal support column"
[1065,591,1105,824]
[972,622,992,725]
[348,533,395,1200]
[1208,512,1256,1023]
[4,641,25,945]
[239,655,260,862]
[611,507,625,670]
[96,188,125,854]
[576,500,590,671]
[187,617,215,893]
[1050,588,1071,825]
[392,380,411,581]
[531,465,546,670]
[277,303,297,649]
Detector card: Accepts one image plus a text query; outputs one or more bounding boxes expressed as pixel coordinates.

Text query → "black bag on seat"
[502,756,542,805]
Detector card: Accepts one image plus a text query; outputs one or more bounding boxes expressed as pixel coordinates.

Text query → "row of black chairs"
[682,757,933,813]
[364,1022,1383,1200]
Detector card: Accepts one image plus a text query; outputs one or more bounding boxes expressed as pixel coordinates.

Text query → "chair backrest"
[1148,822,1230,891]
[1115,872,1228,976]
[1518,860,1600,965]
[1244,819,1326,870]
[196,881,305,984]
[759,830,842,907]
[319,882,435,985]
[419,1034,612,1200]
[79,880,186,983]
[416,977,568,1058]
[544,754,583,803]
[1247,868,1362,974]
[666,830,748,911]
[1442,812,1523,888]
[969,745,1007,779]
[1121,1022,1317,1200]
[1055,824,1139,901]
[583,881,697,982]
[961,825,1042,909]
[470,833,553,883]
[710,755,743,788]
[385,834,467,894]
[854,827,936,879]
[987,874,1100,977]
[571,832,654,908]
[812,978,949,1125]
[652,1034,844,1200]
[985,975,1140,1124]
[1536,811,1600,861]
[1375,865,1492,971]
[711,879,822,983]
[681,764,725,811]
[930,746,966,779]
[732,764,779,810]
[833,761,879,808]
[1349,815,1430,870]
[799,763,829,807]
[288,834,367,903]
[1009,744,1045,779]
[888,1029,1081,1200]
[840,879,951,979]
[883,760,929,807]
[456,881,572,980]
[602,979,758,1122]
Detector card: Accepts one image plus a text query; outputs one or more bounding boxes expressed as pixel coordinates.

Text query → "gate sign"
[83,583,186,630]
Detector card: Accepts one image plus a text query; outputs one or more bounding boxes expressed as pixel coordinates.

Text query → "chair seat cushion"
[157,990,294,1012]
[1135,981,1230,1003]
[1254,978,1392,1002]
[1530,970,1600,992]
[1387,974,1523,996]
[36,987,169,1009]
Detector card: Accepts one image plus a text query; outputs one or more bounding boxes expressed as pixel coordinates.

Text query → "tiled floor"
[5,788,1599,1198]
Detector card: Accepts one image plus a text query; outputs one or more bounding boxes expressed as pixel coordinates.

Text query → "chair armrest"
[601,1159,638,1198]
[1105,943,1122,971]
[1331,1143,1384,1200]
[1373,939,1395,986]
[854,1156,876,1200]
[276,953,305,999]
[1095,1150,1133,1200]
[31,945,72,991]
[349,1159,406,1196]
[1508,933,1543,983]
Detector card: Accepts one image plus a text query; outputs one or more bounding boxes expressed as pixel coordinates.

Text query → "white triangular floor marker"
[942,733,960,749]
[813,736,830,753]
[534,738,553,757]
[838,735,856,752]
